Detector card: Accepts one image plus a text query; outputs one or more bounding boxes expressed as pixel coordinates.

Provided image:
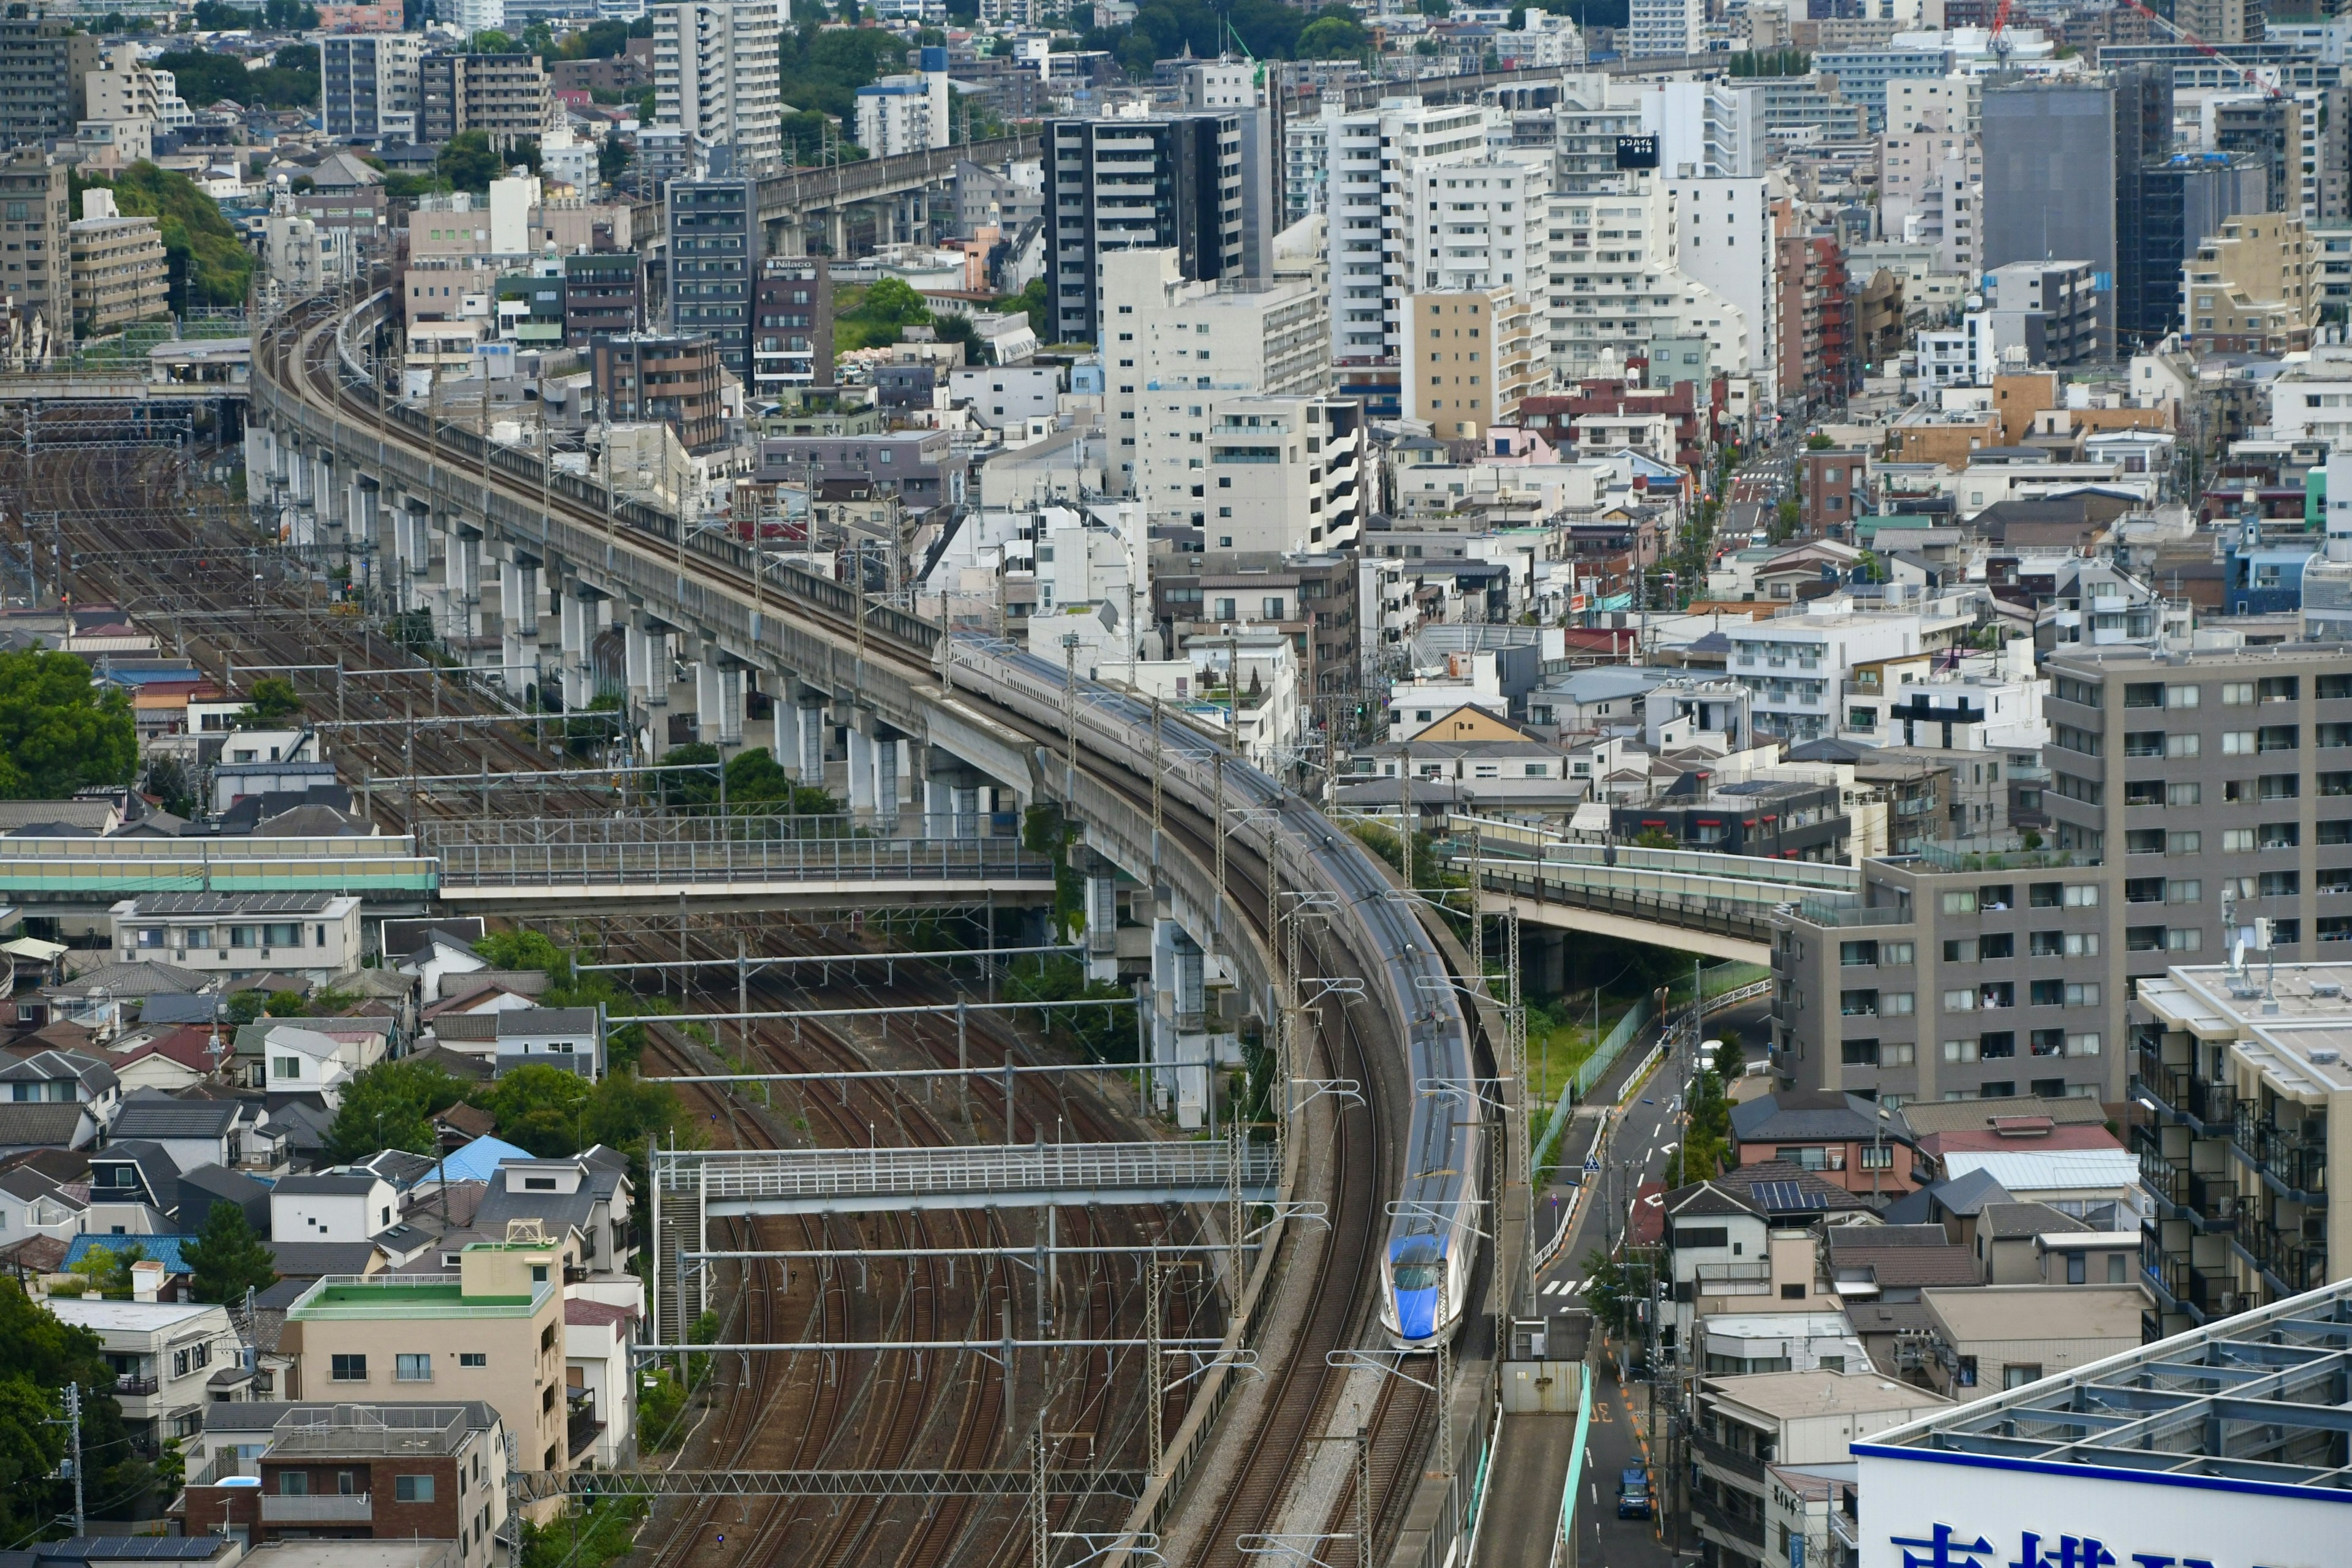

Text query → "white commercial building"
[1855,1278,2352,1568]
[651,0,783,173]
[1542,175,1752,380]
[1641,80,1770,178]
[1163,394,1363,555]
[1725,608,1944,743]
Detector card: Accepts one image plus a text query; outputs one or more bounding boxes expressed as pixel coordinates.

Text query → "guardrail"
[1544,1368,1595,1568]
[434,836,1052,889]
[671,1140,1276,1202]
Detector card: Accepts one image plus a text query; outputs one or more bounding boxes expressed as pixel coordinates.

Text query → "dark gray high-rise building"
[1041,114,1246,347]
[1981,81,2119,279]
[666,152,759,381]
[2128,152,2264,344]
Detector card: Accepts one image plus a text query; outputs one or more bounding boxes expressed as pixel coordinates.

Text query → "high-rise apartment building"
[68,196,167,333]
[1401,288,1547,442]
[322,34,423,145]
[1324,97,1498,415]
[1640,80,1771,179]
[0,146,72,350]
[2184,211,2321,354]
[1042,115,1245,348]
[665,165,758,379]
[0,20,101,150]
[652,0,784,174]
[854,47,950,157]
[419,52,551,147]
[1980,80,2120,285]
[1669,174,1777,393]
[1102,246,1328,523]
[1774,639,2352,1115]
[562,249,643,345]
[751,257,833,397]
[1627,0,1705,59]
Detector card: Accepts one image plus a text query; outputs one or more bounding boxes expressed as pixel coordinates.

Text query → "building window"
[460,1353,486,1368]
[396,1354,431,1381]
[330,1354,368,1382]
[396,1476,435,1503]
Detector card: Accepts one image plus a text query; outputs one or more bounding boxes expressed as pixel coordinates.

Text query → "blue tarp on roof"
[63,1235,194,1273]
[430,1134,534,1183]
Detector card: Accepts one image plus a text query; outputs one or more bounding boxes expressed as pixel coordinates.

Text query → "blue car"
[1616,1467,1654,1520]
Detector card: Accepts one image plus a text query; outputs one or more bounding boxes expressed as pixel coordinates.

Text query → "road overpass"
[1435,816,1860,966]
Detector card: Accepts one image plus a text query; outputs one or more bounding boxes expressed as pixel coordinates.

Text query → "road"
[1525,997,1773,1567]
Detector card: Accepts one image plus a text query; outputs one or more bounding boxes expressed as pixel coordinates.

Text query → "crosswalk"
[1539,1276,1592,1298]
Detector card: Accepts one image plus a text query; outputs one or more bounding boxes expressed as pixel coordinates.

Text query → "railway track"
[252,291,1485,1568]
[622,918,1202,1568]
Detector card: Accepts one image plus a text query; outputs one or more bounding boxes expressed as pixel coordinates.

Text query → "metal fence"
[433,835,1053,889]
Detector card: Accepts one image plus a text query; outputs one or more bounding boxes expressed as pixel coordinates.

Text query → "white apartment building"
[83,43,160,124]
[1886,74,1982,138]
[1879,100,1981,276]
[1102,246,1329,516]
[1725,609,1944,743]
[1284,105,1333,227]
[2264,345,2352,446]
[1628,0,1706,58]
[1542,175,1749,380]
[1668,175,1776,390]
[1325,97,1501,367]
[652,0,783,174]
[1641,80,1769,178]
[1156,394,1362,554]
[1408,149,1551,296]
[1543,76,1648,194]
[1916,311,1999,386]
[854,49,950,156]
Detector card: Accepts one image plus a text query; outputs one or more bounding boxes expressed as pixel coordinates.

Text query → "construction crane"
[2117,0,2282,97]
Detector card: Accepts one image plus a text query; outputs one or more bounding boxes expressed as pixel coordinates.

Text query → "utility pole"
[53,1382,83,1538]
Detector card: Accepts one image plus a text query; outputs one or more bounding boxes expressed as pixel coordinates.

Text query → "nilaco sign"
[1854,1446,2339,1568]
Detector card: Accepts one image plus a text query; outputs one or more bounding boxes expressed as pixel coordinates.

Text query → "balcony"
[1693,1431,1768,1483]
[1693,1492,1766,1556]
[2230,1109,2329,1199]
[262,1493,374,1524]
[113,1374,159,1397]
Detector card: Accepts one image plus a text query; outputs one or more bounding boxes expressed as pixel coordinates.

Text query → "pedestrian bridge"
[420,818,1057,914]
[656,1140,1278,1216]
[1435,816,1861,964]
[0,834,437,914]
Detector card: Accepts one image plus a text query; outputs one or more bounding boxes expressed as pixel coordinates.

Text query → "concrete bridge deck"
[660,1140,1277,1216]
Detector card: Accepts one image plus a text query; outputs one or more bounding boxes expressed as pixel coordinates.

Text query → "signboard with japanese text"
[1856,1446,2335,1568]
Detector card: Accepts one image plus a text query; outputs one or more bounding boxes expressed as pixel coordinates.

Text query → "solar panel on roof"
[1751,1180,1828,1212]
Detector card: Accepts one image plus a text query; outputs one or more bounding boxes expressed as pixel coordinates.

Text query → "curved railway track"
[248,291,1494,1568]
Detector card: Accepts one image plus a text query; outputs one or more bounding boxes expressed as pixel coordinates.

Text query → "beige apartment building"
[284,1238,570,1516]
[0,146,72,351]
[69,212,167,332]
[1403,288,1548,443]
[2185,212,2321,355]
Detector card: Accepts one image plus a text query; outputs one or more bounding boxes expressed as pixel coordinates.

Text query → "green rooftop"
[288,1276,547,1320]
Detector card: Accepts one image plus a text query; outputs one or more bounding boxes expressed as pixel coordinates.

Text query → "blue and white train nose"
[1393,1283,1442,1343]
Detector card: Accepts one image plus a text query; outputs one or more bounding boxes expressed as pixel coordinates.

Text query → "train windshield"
[1392,1244,1441,1292]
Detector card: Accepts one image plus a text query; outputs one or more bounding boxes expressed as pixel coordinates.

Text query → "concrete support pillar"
[952,782,981,839]
[846,725,877,817]
[350,479,377,546]
[625,623,668,707]
[875,734,900,831]
[924,775,952,837]
[401,503,429,577]
[559,588,594,711]
[693,662,744,747]
[795,695,827,784]
[1082,853,1118,983]
[512,561,540,637]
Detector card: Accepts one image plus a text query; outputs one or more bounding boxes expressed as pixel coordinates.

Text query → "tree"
[1295,11,1368,57]
[1630,827,1679,851]
[1003,276,1049,341]
[262,990,310,1019]
[470,28,516,51]
[65,1243,145,1299]
[476,928,571,980]
[326,1060,464,1163]
[77,162,253,310]
[0,1281,148,1537]
[244,676,301,723]
[0,649,136,799]
[1580,1246,1634,1336]
[225,989,270,1027]
[184,1204,276,1305]
[437,132,502,195]
[1805,432,1835,450]
[145,755,195,818]
[582,1072,683,1153]
[480,1064,593,1156]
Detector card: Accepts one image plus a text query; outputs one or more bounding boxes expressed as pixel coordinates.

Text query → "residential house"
[272,1172,401,1246]
[0,1049,123,1131]
[0,1164,84,1244]
[258,1023,383,1109]
[470,1150,634,1280]
[492,1008,604,1079]
[1913,1283,2146,1395]
[108,1091,266,1174]
[1659,1164,1868,1365]
[110,895,364,986]
[85,1139,183,1234]
[179,1402,509,1567]
[47,1296,242,1453]
[1690,1371,1950,1568]
[562,1298,636,1467]
[178,1164,273,1237]
[1727,1093,1921,1199]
